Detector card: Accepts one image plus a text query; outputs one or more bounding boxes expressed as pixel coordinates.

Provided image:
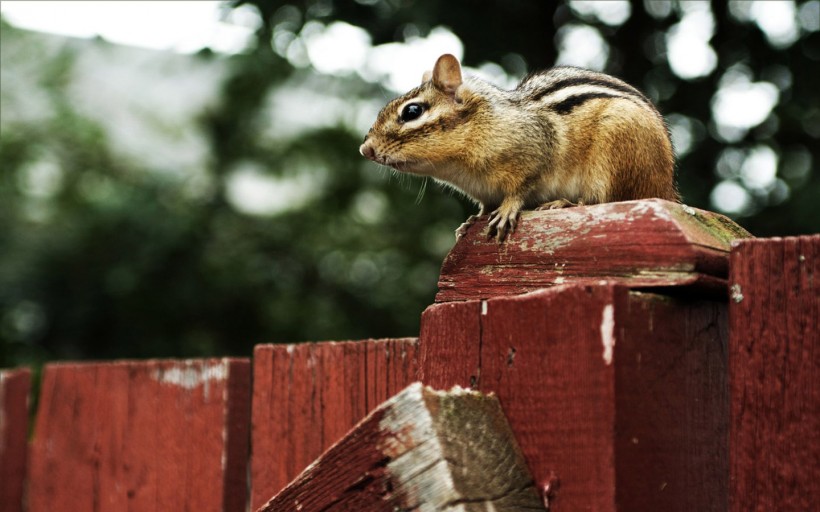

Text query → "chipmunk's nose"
[359,141,376,160]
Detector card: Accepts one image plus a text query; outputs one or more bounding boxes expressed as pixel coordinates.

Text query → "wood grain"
[612,289,728,510]
[437,199,750,302]
[421,282,729,511]
[250,338,419,511]
[1,368,31,512]
[26,359,250,512]
[258,383,544,512]
[729,235,819,511]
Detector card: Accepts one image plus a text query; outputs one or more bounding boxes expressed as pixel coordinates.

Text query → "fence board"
[438,199,750,302]
[418,300,482,387]
[729,235,819,511]
[26,358,250,512]
[250,338,419,510]
[420,283,728,511]
[1,368,31,512]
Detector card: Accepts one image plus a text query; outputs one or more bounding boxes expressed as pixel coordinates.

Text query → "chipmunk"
[359,54,677,241]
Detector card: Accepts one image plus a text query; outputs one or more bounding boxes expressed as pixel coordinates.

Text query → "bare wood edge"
[259,382,544,512]
[437,270,730,302]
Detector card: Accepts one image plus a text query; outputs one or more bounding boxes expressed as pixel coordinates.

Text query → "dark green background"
[1,0,818,368]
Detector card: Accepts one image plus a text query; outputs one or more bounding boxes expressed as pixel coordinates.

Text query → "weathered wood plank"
[250,338,419,511]
[258,382,544,512]
[612,289,728,510]
[437,199,751,302]
[418,300,482,388]
[421,282,728,511]
[26,358,251,512]
[729,235,819,511]
[1,368,31,512]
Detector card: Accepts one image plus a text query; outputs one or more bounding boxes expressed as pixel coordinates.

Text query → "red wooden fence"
[1,201,817,511]
[258,383,545,512]
[729,237,819,511]
[25,359,250,512]
[250,338,419,510]
[1,368,31,512]
[421,284,729,510]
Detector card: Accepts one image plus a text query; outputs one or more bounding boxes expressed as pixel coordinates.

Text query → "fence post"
[419,199,747,511]
[1,368,31,512]
[729,235,819,510]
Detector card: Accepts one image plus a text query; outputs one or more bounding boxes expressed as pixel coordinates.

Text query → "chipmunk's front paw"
[487,204,521,242]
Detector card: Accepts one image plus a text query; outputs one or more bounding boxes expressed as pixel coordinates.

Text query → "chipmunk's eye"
[400,103,424,123]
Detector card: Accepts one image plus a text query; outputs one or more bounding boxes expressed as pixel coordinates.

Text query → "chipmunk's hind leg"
[536,198,584,210]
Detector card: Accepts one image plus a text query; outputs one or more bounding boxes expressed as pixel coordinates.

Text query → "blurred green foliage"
[1,1,818,367]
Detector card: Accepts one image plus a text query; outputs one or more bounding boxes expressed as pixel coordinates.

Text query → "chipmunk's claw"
[487,206,520,242]
[455,214,480,240]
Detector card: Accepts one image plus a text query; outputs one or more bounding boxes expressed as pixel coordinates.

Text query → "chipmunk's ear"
[432,54,462,95]
[421,69,432,83]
